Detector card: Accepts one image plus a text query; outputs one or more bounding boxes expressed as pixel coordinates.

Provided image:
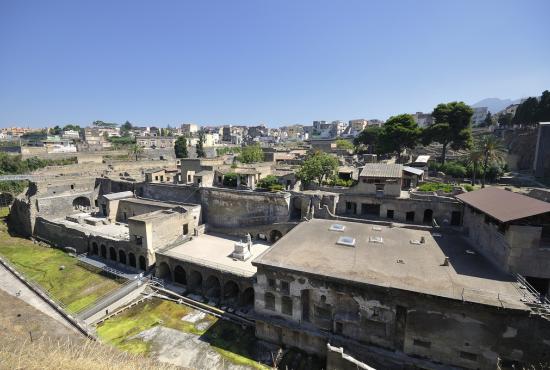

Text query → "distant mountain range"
[471,97,523,113]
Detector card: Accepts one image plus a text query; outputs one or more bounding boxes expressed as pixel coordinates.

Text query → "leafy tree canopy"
[335,139,354,150]
[239,143,264,163]
[296,151,339,185]
[174,136,188,159]
[423,101,473,163]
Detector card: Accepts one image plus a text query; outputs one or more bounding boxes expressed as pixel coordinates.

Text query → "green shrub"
[417,182,454,193]
[462,184,474,192]
[257,175,280,190]
[222,173,238,187]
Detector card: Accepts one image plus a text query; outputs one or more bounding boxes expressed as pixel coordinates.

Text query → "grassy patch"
[0,212,121,313]
[97,299,269,369]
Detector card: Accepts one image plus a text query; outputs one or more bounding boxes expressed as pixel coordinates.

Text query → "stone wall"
[335,193,463,226]
[34,217,90,254]
[253,265,550,370]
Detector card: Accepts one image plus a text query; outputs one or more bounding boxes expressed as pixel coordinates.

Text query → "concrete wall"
[335,193,463,226]
[253,265,550,370]
[200,187,291,227]
[463,206,550,280]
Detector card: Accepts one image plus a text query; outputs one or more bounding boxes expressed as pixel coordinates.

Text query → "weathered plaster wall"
[253,266,550,370]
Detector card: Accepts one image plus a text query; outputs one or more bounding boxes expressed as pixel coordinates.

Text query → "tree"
[129,144,144,161]
[464,147,483,185]
[477,135,506,187]
[50,125,62,135]
[353,126,382,154]
[378,114,421,161]
[513,97,539,126]
[121,121,133,136]
[537,90,550,122]
[423,102,473,163]
[335,139,354,150]
[239,143,264,163]
[482,112,493,127]
[296,151,339,186]
[62,124,80,132]
[498,113,513,127]
[174,136,188,158]
[196,131,206,158]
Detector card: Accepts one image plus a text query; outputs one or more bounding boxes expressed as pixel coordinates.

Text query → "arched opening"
[241,287,254,307]
[174,265,187,285]
[72,196,91,211]
[129,253,136,268]
[118,250,127,265]
[109,247,117,261]
[139,255,146,270]
[205,276,221,299]
[269,230,283,243]
[423,209,433,225]
[157,262,172,281]
[189,270,203,294]
[223,280,239,303]
[100,244,107,258]
[92,242,98,255]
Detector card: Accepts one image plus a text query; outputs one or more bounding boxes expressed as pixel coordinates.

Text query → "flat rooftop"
[52,214,130,241]
[253,219,529,309]
[159,233,270,278]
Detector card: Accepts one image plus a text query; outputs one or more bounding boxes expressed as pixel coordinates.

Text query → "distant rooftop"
[360,163,403,178]
[456,187,550,223]
[253,219,527,309]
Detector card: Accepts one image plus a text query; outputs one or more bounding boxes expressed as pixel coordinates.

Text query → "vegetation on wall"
[222,173,238,187]
[0,153,77,175]
[0,180,29,194]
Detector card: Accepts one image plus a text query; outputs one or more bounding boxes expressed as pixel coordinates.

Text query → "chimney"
[442,256,450,266]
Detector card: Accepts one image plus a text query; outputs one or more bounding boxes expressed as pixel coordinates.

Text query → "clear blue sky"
[1,0,549,128]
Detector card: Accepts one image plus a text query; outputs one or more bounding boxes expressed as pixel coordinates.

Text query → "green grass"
[0,210,121,313]
[97,299,269,369]
[417,182,475,193]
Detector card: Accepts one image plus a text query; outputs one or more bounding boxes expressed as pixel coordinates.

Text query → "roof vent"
[368,236,384,244]
[336,236,356,247]
[329,224,346,232]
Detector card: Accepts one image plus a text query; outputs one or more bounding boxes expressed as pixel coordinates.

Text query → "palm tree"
[477,135,506,188]
[129,144,144,161]
[464,148,483,186]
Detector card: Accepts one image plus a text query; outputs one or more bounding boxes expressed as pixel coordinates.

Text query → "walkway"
[0,263,77,331]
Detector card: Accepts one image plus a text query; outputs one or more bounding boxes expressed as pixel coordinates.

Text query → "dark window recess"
[335,322,343,334]
[314,305,331,320]
[413,339,431,348]
[135,236,143,245]
[268,278,276,289]
[123,212,127,221]
[281,296,293,315]
[459,351,478,362]
[183,224,189,235]
[406,211,415,222]
[387,209,394,219]
[265,293,275,311]
[281,281,290,294]
[301,290,310,322]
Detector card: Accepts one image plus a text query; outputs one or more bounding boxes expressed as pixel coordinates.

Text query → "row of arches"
[156,262,254,306]
[90,242,147,271]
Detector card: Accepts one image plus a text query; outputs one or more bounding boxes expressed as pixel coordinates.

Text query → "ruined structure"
[457,187,550,295]
[252,219,550,369]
